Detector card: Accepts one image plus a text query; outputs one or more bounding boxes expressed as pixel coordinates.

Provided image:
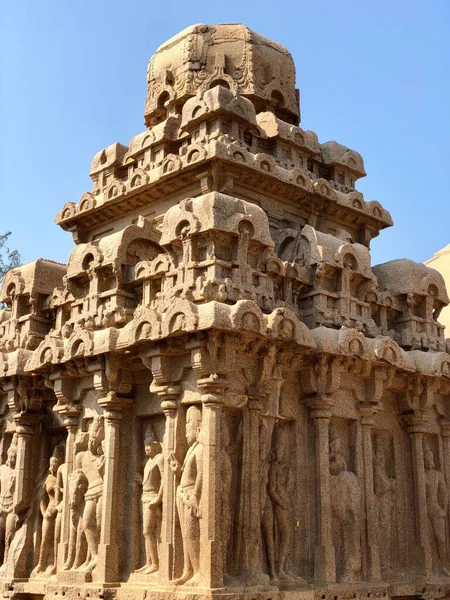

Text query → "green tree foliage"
[0,232,21,281]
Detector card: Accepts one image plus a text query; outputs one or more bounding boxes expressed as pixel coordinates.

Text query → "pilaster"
[96,392,132,583]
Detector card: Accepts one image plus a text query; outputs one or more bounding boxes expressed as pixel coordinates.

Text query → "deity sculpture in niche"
[259,421,275,583]
[64,431,88,571]
[373,435,396,575]
[32,443,65,576]
[54,452,67,572]
[268,425,301,585]
[424,447,450,576]
[135,424,163,575]
[0,438,18,566]
[77,417,105,573]
[329,429,361,582]
[169,406,203,586]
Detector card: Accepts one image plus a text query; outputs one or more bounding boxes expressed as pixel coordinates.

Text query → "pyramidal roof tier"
[55,23,392,248]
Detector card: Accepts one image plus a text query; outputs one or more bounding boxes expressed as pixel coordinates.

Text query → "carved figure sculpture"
[373,435,396,574]
[136,424,163,575]
[0,440,17,566]
[329,431,361,582]
[32,444,65,576]
[54,454,66,572]
[169,406,203,586]
[268,427,298,584]
[424,448,450,576]
[78,417,105,573]
[259,423,276,582]
[64,430,89,571]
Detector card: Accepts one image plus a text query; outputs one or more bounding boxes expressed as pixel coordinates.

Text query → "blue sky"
[1,1,449,268]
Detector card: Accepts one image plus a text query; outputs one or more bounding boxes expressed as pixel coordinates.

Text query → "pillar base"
[314,544,336,583]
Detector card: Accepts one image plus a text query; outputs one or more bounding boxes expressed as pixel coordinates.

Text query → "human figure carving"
[329,431,361,582]
[259,423,276,582]
[169,406,203,586]
[373,435,396,575]
[32,444,65,576]
[424,448,450,576]
[64,430,89,571]
[0,439,18,566]
[77,417,105,573]
[135,424,163,575]
[268,427,301,584]
[54,453,67,573]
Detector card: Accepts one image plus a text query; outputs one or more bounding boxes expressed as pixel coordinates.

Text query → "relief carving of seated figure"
[329,431,361,582]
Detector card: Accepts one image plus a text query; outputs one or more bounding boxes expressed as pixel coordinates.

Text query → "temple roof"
[144,23,300,126]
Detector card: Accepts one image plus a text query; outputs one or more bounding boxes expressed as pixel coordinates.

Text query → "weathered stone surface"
[1,22,450,600]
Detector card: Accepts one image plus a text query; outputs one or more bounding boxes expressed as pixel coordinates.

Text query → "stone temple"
[1,23,450,600]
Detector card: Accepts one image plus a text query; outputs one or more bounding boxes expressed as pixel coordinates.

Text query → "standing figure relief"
[267,426,302,585]
[373,435,396,575]
[329,430,361,582]
[0,438,18,567]
[32,443,65,576]
[259,423,302,586]
[75,417,105,574]
[169,406,203,586]
[64,430,89,571]
[135,424,163,575]
[424,448,450,576]
[258,422,275,583]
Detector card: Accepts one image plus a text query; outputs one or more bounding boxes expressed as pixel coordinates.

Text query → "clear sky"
[1,1,449,268]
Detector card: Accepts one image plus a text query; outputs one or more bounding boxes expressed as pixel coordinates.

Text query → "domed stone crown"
[144,23,300,127]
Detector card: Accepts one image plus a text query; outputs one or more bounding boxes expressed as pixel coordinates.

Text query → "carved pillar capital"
[13,411,40,437]
[404,413,428,435]
[440,418,450,437]
[308,395,333,422]
[98,391,132,421]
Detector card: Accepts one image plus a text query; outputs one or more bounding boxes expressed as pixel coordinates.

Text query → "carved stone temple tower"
[1,23,450,600]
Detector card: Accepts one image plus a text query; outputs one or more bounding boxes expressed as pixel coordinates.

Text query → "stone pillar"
[198,377,225,588]
[235,389,265,583]
[154,384,181,583]
[309,396,335,583]
[56,410,79,572]
[13,413,38,516]
[406,416,432,576]
[359,405,381,581]
[440,419,450,494]
[10,412,40,579]
[96,393,132,583]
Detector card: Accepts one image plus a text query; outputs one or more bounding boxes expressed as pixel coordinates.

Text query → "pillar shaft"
[199,384,224,588]
[310,398,335,583]
[407,420,432,575]
[359,409,381,581]
[96,394,131,582]
[157,387,180,583]
[57,416,78,572]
